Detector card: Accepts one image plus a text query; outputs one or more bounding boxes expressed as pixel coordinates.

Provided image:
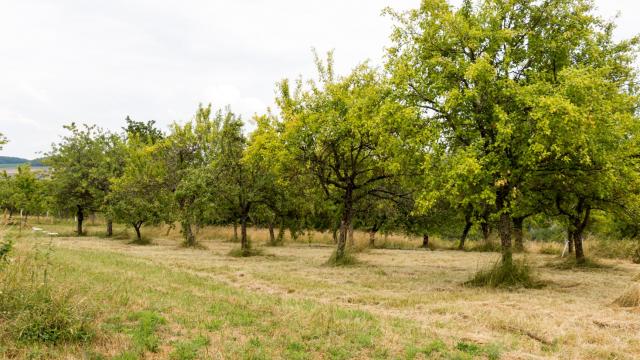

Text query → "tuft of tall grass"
[465,258,543,289]
[0,232,94,345]
[545,257,612,270]
[326,250,359,267]
[612,284,640,308]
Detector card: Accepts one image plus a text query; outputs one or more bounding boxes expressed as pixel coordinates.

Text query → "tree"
[209,111,273,255]
[277,56,417,262]
[123,116,165,144]
[523,66,640,263]
[46,124,113,235]
[0,133,6,149]
[386,0,639,264]
[106,139,171,243]
[161,104,221,247]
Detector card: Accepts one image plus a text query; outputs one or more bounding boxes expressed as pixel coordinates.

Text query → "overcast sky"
[1,0,638,159]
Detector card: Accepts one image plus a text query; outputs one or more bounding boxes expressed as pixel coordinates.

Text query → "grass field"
[2,222,640,359]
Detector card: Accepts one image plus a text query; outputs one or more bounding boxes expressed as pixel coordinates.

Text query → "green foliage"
[106,137,171,242]
[466,258,542,289]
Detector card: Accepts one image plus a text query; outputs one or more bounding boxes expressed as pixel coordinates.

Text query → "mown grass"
[3,235,493,359]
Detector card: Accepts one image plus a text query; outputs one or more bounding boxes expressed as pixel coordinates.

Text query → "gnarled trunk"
[496,187,512,264]
[422,233,429,249]
[133,222,143,242]
[106,220,113,237]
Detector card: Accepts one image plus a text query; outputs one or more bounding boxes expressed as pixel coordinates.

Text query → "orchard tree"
[209,111,274,255]
[277,56,418,262]
[106,139,171,243]
[523,66,640,263]
[123,116,165,144]
[161,104,221,247]
[46,124,113,235]
[386,0,639,263]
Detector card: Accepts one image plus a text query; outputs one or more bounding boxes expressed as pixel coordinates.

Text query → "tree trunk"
[332,223,339,244]
[182,221,196,247]
[268,222,276,245]
[241,214,249,252]
[335,189,353,261]
[567,229,574,254]
[369,230,377,248]
[233,221,238,242]
[573,230,585,263]
[277,218,285,244]
[513,217,524,252]
[496,187,512,264]
[481,221,491,242]
[106,220,113,237]
[133,223,142,242]
[76,206,84,236]
[458,218,472,250]
[347,222,354,248]
[422,233,429,249]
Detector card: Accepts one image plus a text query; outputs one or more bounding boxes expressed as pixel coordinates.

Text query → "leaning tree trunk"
[133,223,142,242]
[268,222,276,245]
[458,218,472,250]
[422,233,430,249]
[106,220,113,237]
[76,206,84,236]
[513,217,524,252]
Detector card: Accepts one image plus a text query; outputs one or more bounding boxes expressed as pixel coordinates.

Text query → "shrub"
[466,258,543,289]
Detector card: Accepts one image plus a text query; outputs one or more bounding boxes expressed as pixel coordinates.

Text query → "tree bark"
[422,233,430,249]
[133,223,142,242]
[567,229,574,254]
[573,230,585,263]
[277,218,285,244]
[76,206,84,236]
[347,222,354,248]
[573,206,590,264]
[241,214,249,252]
[496,187,512,264]
[513,217,524,252]
[182,220,196,247]
[233,221,238,242]
[369,230,377,248]
[458,218,472,250]
[106,220,113,237]
[268,222,276,245]
[481,221,491,242]
[335,189,353,261]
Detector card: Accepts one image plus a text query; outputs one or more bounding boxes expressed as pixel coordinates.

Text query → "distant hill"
[0,156,45,167]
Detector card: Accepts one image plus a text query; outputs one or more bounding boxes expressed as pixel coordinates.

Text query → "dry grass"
[613,284,640,308]
[5,219,640,359]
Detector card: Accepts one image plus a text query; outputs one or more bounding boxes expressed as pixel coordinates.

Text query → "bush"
[465,258,543,289]
[589,238,639,260]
